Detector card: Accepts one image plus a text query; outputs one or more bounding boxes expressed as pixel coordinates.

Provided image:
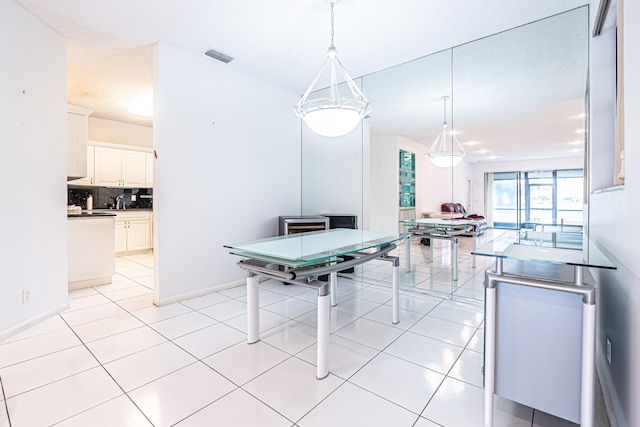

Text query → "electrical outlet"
[22,289,31,303]
[606,338,612,364]
[131,195,137,201]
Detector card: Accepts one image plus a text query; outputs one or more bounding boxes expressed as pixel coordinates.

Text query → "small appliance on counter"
[67,205,82,214]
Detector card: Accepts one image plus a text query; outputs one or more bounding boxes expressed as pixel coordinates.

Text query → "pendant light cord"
[330,2,335,48]
[443,96,448,124]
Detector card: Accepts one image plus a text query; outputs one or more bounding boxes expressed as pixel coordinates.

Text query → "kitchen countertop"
[92,209,153,213]
[68,211,117,218]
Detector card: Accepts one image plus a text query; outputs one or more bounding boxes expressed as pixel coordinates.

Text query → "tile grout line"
[0,374,11,427]
[52,315,157,427]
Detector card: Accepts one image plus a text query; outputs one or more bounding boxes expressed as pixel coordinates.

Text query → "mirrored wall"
[301,6,589,302]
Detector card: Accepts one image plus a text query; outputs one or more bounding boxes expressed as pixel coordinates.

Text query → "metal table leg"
[472,232,477,268]
[405,235,411,272]
[247,272,260,344]
[317,289,330,379]
[484,258,501,427]
[392,259,400,324]
[453,237,459,282]
[430,241,434,263]
[484,286,497,427]
[578,265,595,427]
[330,271,337,307]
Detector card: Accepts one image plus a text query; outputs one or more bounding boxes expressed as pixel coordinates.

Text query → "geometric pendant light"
[295,0,371,137]
[426,96,466,167]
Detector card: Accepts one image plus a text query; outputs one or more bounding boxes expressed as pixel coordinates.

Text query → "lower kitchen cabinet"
[115,211,152,253]
[68,216,115,289]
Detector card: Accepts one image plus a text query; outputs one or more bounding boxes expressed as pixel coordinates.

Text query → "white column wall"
[153,43,301,304]
[370,134,399,232]
[0,1,68,338]
[588,1,640,426]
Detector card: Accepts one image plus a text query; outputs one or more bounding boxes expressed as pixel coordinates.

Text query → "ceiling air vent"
[204,49,234,64]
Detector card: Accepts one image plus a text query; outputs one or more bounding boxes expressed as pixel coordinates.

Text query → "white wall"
[153,43,301,304]
[370,134,399,232]
[88,117,152,148]
[588,1,640,426]
[468,156,584,216]
[0,1,69,338]
[301,120,370,228]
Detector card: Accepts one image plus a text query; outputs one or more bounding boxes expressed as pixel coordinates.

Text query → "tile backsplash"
[68,185,153,210]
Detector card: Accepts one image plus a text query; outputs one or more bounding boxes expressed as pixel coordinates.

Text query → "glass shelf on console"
[472,230,616,271]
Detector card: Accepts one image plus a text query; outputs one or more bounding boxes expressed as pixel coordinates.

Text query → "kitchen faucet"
[115,194,125,209]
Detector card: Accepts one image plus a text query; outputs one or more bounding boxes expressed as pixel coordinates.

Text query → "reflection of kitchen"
[67,106,154,290]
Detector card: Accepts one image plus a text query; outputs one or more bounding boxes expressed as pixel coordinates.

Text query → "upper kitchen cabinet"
[71,145,95,186]
[66,105,93,180]
[94,146,147,187]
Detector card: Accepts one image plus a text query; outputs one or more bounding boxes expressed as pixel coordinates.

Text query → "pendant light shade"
[295,1,371,138]
[427,96,466,167]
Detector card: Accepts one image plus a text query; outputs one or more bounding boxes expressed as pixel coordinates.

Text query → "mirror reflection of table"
[473,232,616,427]
[224,229,409,379]
[400,218,482,283]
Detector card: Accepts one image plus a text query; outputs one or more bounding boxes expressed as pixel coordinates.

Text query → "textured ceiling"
[16,0,590,163]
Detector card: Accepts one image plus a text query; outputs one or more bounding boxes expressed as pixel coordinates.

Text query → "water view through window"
[487,169,583,229]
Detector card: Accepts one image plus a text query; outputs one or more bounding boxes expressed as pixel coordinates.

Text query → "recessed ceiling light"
[568,140,583,145]
[464,140,480,146]
[574,129,585,134]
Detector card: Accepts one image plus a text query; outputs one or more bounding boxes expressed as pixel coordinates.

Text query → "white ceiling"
[16,0,590,163]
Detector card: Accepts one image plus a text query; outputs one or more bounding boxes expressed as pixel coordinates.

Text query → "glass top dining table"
[225,228,409,268]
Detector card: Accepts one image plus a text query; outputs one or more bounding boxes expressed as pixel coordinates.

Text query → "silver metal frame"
[483,257,597,427]
[236,243,401,380]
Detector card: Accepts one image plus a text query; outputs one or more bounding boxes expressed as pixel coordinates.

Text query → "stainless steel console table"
[473,234,616,427]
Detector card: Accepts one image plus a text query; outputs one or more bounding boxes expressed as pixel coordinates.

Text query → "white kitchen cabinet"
[66,106,93,180]
[68,216,115,289]
[114,220,127,252]
[71,145,95,186]
[145,152,154,187]
[94,147,122,186]
[127,219,151,251]
[114,211,152,253]
[94,146,146,187]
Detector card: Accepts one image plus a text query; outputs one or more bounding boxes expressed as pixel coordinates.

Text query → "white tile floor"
[0,237,608,426]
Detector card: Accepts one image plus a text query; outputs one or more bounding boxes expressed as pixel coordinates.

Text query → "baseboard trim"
[68,276,112,290]
[0,302,70,343]
[597,357,619,427]
[154,278,250,306]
